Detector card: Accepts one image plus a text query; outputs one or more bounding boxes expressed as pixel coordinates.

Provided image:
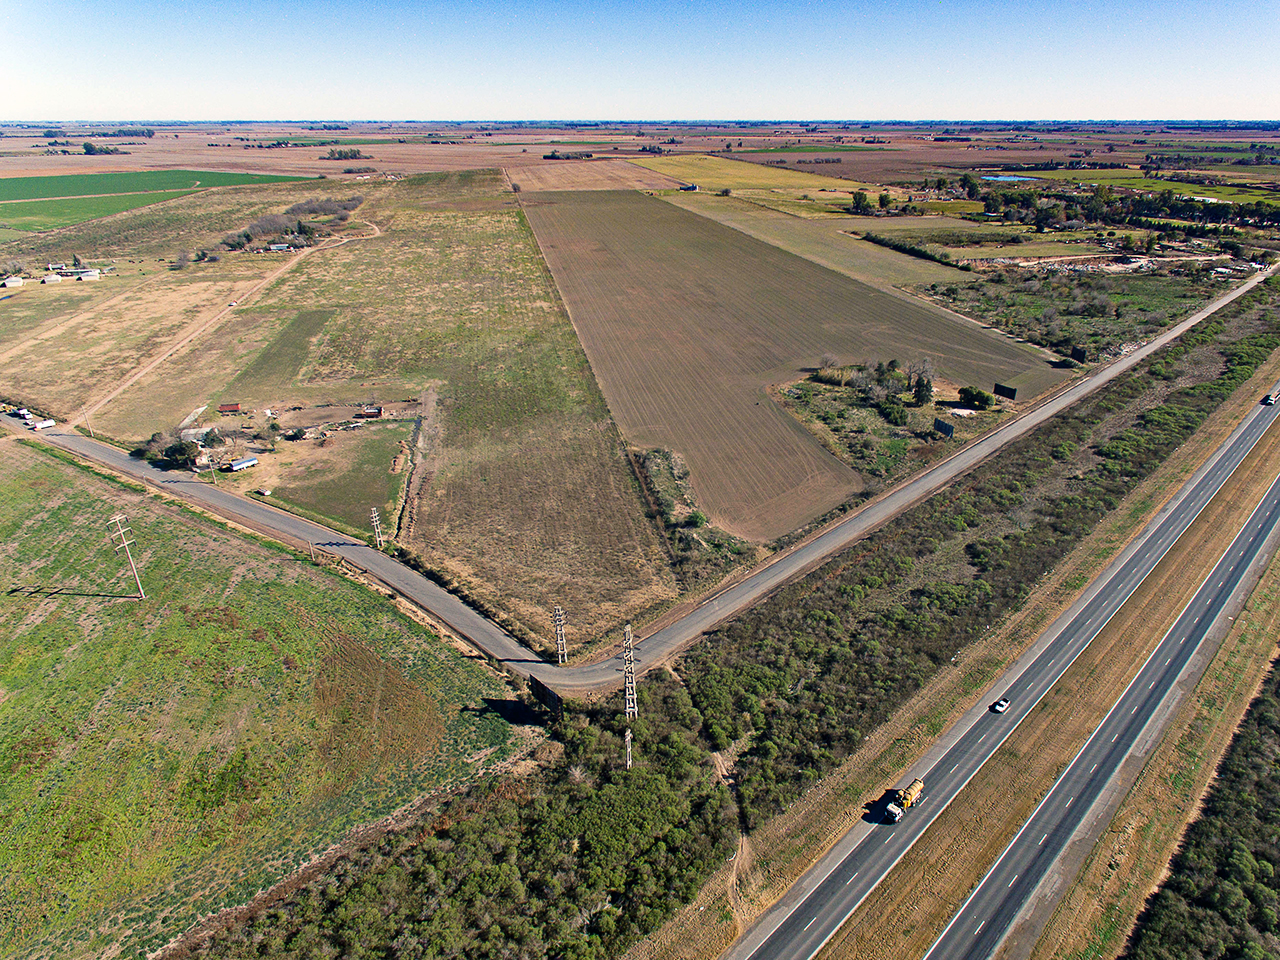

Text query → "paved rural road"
[31,265,1277,698]
[726,383,1280,960]
[924,465,1280,960]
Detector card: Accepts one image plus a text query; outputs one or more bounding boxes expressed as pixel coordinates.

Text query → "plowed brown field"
[523,190,1065,540]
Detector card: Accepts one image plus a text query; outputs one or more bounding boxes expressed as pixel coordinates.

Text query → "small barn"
[41,273,62,284]
[217,403,241,414]
[2,276,23,288]
[228,457,258,472]
[358,405,384,419]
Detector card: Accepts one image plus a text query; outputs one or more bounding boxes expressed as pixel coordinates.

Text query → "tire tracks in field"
[68,220,383,428]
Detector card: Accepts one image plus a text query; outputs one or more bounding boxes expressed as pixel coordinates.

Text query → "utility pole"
[371,507,384,549]
[108,513,145,600]
[554,604,567,665]
[623,623,638,720]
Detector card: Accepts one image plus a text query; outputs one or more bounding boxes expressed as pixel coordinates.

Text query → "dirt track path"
[69,221,382,428]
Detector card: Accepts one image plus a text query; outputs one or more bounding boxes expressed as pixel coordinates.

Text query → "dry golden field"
[524,190,1065,541]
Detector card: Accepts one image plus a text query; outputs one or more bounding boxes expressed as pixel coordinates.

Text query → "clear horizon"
[3,0,1277,122]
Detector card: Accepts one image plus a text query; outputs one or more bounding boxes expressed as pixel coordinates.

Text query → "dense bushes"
[1124,659,1280,960]
[201,674,735,960]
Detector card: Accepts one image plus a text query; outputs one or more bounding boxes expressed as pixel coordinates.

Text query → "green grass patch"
[0,170,307,203]
[0,191,198,231]
[0,443,515,960]
[222,309,335,399]
[271,421,414,530]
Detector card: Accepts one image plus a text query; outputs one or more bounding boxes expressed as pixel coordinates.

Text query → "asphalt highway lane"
[728,392,1280,960]
[925,467,1280,960]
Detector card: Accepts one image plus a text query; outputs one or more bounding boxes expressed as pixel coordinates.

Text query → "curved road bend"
[926,466,1280,960]
[726,387,1280,960]
[34,265,1278,697]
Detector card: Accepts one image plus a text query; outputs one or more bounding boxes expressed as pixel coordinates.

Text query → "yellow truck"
[885,778,925,823]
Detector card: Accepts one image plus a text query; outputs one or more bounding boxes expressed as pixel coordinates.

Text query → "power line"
[371,507,384,549]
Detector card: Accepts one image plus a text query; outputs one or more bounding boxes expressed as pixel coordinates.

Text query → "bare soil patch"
[524,190,1065,541]
[505,158,684,192]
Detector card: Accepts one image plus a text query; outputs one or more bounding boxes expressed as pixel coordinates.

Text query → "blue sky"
[3,0,1276,121]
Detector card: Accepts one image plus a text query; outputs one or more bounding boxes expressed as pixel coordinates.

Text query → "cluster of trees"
[81,142,123,156]
[983,184,1280,232]
[813,357,935,414]
[200,675,736,960]
[131,429,224,468]
[221,215,317,250]
[1124,659,1280,959]
[322,148,367,161]
[284,195,364,221]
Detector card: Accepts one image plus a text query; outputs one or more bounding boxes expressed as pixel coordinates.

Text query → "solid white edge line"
[922,464,1280,960]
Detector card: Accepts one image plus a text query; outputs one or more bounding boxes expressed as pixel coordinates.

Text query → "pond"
[982,175,1036,181]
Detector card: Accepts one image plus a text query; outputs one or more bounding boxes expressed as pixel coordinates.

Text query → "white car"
[991,697,1011,713]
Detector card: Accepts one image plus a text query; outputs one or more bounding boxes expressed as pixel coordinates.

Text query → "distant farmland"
[524,190,1065,541]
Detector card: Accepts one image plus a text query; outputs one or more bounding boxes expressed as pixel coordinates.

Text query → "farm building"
[358,405,384,419]
[41,273,62,284]
[228,457,258,472]
[268,243,291,252]
[66,269,100,281]
[47,262,66,271]
[217,403,241,414]
[2,276,23,288]
[678,183,699,192]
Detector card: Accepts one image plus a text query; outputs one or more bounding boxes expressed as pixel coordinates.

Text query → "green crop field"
[0,170,307,203]
[0,442,517,960]
[524,190,1066,541]
[0,190,198,231]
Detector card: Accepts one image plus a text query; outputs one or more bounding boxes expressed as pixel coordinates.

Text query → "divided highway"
[927,468,1280,959]
[728,388,1280,960]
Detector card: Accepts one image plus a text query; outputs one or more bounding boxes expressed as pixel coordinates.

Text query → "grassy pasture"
[0,442,516,960]
[523,191,1065,541]
[0,190,198,231]
[268,420,415,532]
[2,170,672,649]
[0,170,306,203]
